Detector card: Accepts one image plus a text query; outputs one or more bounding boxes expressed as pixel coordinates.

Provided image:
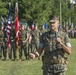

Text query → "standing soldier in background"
[29,15,71,75]
[31,25,40,60]
[0,24,5,60]
[31,25,40,52]
[4,26,8,60]
[9,23,16,61]
[26,26,32,59]
[19,24,29,61]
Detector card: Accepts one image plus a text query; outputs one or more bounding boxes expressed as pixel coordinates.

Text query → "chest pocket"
[58,32,65,45]
[43,34,56,51]
[20,30,27,40]
[43,32,65,51]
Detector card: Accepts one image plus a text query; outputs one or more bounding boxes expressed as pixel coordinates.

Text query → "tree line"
[0,0,76,26]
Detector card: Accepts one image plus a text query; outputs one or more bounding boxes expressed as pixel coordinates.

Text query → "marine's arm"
[60,42,71,54]
[23,32,29,43]
[29,48,43,59]
[56,38,71,55]
[29,32,44,59]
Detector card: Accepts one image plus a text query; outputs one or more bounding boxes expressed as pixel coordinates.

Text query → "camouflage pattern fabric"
[42,63,66,75]
[39,30,70,75]
[0,30,4,44]
[0,30,5,59]
[19,30,28,60]
[20,30,27,42]
[31,29,40,43]
[26,30,32,56]
[9,29,16,60]
[31,29,40,52]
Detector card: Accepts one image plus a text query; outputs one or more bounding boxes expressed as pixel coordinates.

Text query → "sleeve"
[38,34,44,49]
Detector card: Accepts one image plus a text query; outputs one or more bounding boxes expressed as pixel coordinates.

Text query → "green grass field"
[0,39,76,75]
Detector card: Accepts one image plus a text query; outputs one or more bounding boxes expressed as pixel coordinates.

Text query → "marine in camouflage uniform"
[31,25,40,52]
[9,25,16,60]
[26,26,32,57]
[4,28,8,60]
[19,24,29,60]
[29,15,71,75]
[0,24,5,59]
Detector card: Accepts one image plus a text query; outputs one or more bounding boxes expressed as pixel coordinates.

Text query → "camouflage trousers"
[43,70,65,75]
[0,43,5,59]
[31,41,39,52]
[42,63,66,75]
[19,43,28,60]
[9,41,16,59]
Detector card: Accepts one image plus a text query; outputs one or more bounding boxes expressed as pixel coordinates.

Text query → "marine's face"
[21,25,24,30]
[50,20,59,31]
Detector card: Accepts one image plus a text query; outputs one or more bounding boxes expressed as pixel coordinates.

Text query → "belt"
[44,57,66,64]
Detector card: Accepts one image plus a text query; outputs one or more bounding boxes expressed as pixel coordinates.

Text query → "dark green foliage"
[0,0,76,26]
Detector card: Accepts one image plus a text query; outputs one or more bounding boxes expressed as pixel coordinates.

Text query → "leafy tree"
[17,0,52,26]
[0,0,76,26]
[0,1,7,18]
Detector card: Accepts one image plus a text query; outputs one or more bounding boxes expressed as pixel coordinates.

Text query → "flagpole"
[15,2,20,49]
[60,1,62,28]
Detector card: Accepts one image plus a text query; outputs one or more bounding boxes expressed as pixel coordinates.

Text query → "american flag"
[5,3,11,48]
[15,2,19,43]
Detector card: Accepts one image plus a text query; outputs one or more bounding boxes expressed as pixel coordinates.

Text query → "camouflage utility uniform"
[39,30,71,75]
[0,29,5,59]
[9,28,16,60]
[27,30,32,56]
[31,29,40,52]
[19,29,28,60]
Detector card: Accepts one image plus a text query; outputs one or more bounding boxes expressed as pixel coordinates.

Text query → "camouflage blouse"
[39,30,71,59]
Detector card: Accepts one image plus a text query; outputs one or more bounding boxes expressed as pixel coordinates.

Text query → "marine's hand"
[29,53,35,59]
[56,38,62,44]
